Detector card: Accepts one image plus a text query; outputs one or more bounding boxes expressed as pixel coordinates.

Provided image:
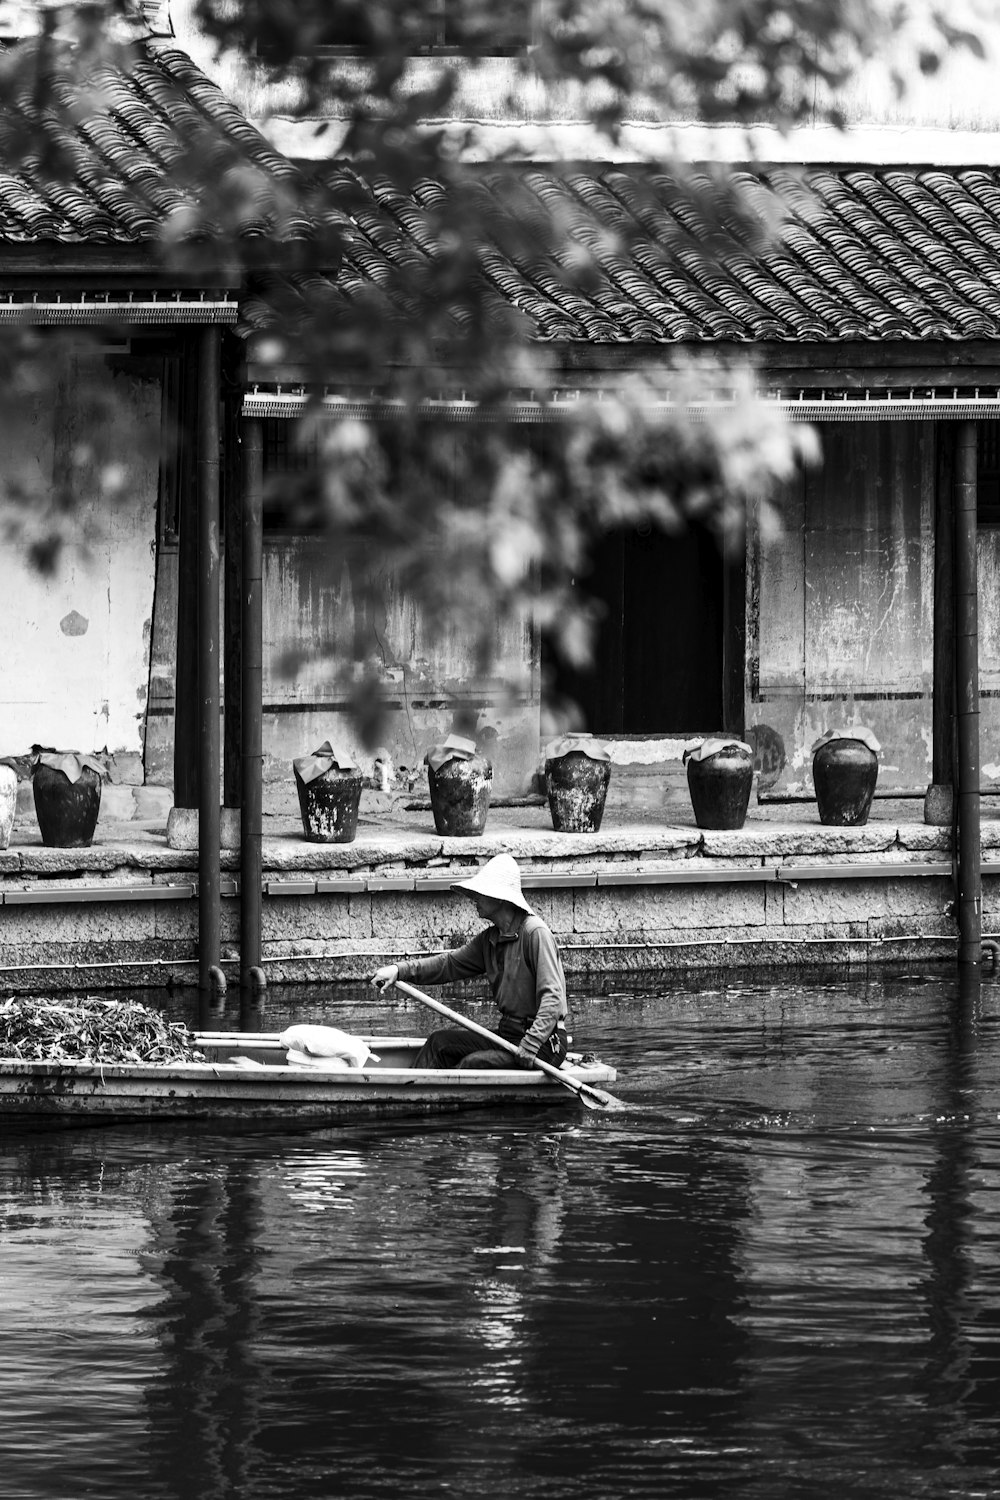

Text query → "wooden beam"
[551,340,1000,383]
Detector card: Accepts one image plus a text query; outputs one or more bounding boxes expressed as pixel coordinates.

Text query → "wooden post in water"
[241,419,264,985]
[198,326,222,989]
[222,336,243,814]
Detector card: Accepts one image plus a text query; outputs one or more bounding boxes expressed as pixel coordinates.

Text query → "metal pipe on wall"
[241,418,264,982]
[954,420,982,966]
[198,326,222,988]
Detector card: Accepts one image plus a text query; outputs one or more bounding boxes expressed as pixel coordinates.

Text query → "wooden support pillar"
[928,424,955,812]
[954,421,981,966]
[223,336,243,811]
[198,326,222,990]
[240,418,264,984]
[173,333,199,807]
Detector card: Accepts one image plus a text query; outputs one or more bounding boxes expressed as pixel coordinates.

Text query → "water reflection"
[920,967,978,1455]
[142,1159,264,1499]
[2,971,1000,1497]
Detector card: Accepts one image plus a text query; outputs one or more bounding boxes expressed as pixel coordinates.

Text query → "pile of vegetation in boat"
[0,995,205,1064]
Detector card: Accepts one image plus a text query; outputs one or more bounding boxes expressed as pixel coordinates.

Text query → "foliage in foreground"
[0,1,992,703]
[0,995,204,1064]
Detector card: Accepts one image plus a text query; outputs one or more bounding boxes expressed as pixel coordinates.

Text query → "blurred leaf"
[0,0,986,693]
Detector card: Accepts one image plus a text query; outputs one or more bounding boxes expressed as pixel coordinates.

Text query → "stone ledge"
[0,855,974,903]
[0,815,967,876]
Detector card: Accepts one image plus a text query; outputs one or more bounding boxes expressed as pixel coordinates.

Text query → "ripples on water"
[3,970,1000,1498]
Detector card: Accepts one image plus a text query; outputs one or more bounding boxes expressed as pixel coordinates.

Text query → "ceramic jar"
[684,739,754,830]
[811,729,881,826]
[31,752,104,847]
[426,734,492,836]
[0,764,15,850]
[293,742,364,844]
[544,734,612,833]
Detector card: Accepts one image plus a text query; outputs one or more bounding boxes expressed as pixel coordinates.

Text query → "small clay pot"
[686,744,754,830]
[427,753,492,836]
[545,751,612,833]
[32,763,102,847]
[294,765,364,844]
[813,738,879,826]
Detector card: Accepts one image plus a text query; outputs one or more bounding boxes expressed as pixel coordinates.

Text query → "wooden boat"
[0,1031,619,1130]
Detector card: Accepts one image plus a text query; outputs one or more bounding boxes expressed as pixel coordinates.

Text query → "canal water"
[2,969,1000,1499]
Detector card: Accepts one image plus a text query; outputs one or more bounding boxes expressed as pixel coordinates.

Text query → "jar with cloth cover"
[544,733,613,832]
[31,751,105,847]
[425,734,492,836]
[683,738,754,830]
[292,742,364,843]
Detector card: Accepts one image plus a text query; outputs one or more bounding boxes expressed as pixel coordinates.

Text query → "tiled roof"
[323,164,1000,343]
[0,40,302,246]
[8,44,1000,350]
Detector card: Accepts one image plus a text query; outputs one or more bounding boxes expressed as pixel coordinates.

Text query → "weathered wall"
[146,534,539,810]
[0,360,160,760]
[975,527,1000,786]
[748,421,936,797]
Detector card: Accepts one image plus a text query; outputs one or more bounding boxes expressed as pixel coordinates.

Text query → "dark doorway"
[544,523,739,735]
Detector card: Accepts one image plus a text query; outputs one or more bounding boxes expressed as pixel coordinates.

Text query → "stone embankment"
[0,803,990,990]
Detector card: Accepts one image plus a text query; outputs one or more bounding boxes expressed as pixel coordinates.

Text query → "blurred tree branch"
[0,0,987,723]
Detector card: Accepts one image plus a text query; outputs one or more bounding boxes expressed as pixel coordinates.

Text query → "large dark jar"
[544,734,612,833]
[811,730,880,826]
[426,735,492,837]
[293,742,364,844]
[32,752,104,847]
[684,739,754,831]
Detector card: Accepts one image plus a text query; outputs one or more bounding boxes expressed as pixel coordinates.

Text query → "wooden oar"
[391,979,626,1112]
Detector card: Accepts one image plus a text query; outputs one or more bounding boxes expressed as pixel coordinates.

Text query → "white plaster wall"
[0,364,160,757]
[163,0,1000,165]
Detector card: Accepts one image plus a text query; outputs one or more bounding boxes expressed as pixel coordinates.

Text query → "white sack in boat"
[279,1025,380,1067]
[284,1048,354,1071]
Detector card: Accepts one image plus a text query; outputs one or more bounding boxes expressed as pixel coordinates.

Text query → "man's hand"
[516,1041,538,1068]
[371,964,399,992]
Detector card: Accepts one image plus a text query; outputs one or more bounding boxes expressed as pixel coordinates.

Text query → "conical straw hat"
[451,853,533,914]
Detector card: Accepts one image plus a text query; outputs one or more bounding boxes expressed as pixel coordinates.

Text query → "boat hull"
[0,1034,618,1131]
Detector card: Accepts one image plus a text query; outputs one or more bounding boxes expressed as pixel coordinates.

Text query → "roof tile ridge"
[143,39,300,180]
[767,167,930,339]
[834,167,1000,333]
[553,170,716,340]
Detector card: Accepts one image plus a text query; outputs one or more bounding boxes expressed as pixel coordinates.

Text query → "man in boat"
[371,853,569,1070]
